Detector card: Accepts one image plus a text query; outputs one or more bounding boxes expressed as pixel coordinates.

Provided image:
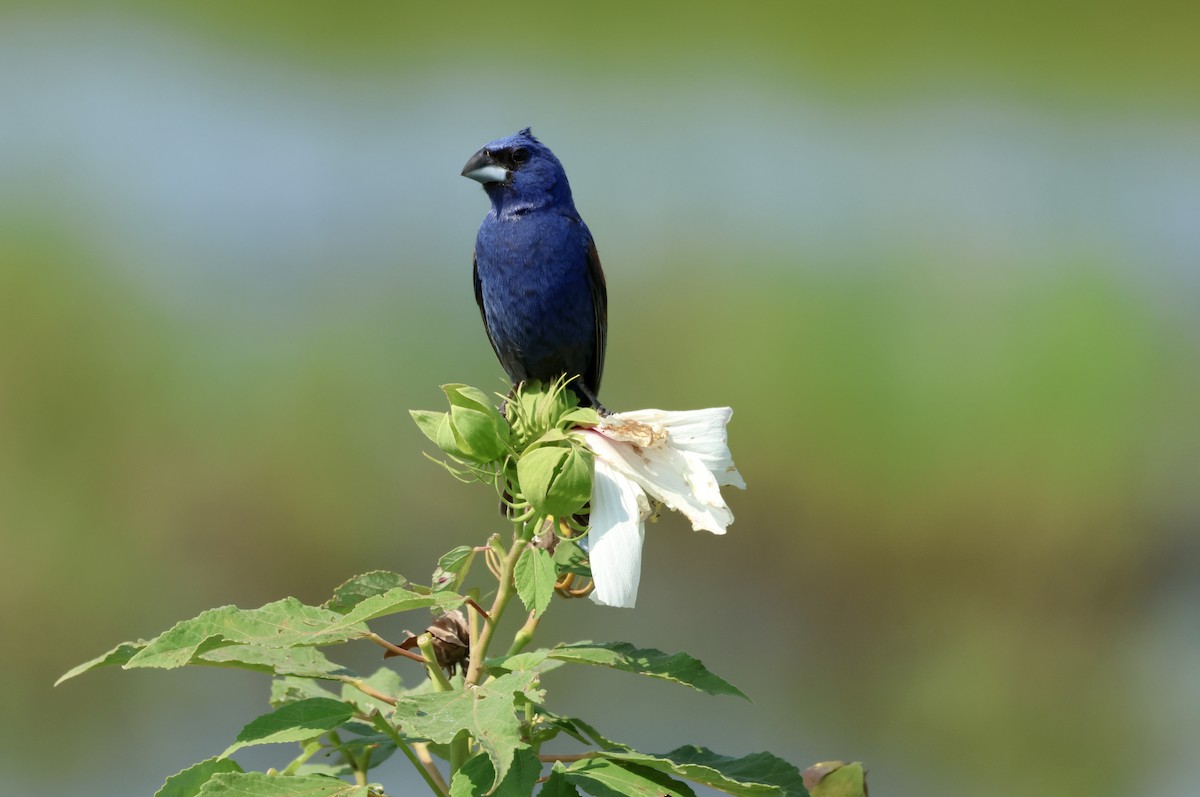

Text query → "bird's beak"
[461,148,509,184]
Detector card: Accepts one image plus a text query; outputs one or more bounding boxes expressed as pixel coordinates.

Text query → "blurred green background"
[2,3,1198,796]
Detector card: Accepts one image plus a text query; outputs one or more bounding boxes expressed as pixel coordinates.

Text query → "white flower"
[580,408,745,608]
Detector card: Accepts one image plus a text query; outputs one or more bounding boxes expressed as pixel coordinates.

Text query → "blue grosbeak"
[462,128,607,410]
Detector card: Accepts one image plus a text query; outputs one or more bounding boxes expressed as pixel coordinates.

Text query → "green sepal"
[443,383,509,463]
[516,441,593,518]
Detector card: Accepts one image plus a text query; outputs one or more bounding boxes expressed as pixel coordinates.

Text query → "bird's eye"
[511,147,529,164]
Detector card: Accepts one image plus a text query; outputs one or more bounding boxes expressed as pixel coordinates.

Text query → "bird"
[461,128,607,411]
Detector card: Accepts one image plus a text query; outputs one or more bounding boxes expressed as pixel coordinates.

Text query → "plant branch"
[365,632,427,664]
[370,713,449,797]
[466,536,527,685]
[340,677,398,706]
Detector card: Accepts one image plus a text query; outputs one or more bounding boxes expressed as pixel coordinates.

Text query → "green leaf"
[390,670,542,791]
[199,645,353,679]
[155,757,244,797]
[57,640,147,685]
[668,747,805,797]
[221,698,355,757]
[552,538,591,576]
[802,761,865,797]
[195,772,370,796]
[565,758,696,797]
[271,677,340,708]
[450,749,543,797]
[597,748,804,797]
[514,546,556,618]
[539,764,581,797]
[517,443,593,518]
[546,642,747,699]
[432,546,476,592]
[125,590,463,670]
[529,707,629,752]
[325,571,410,614]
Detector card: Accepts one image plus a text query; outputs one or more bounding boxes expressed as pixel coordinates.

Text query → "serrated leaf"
[539,764,581,797]
[546,642,747,699]
[199,645,353,679]
[325,571,410,614]
[337,586,464,626]
[552,538,591,576]
[125,599,366,669]
[598,748,800,797]
[221,698,355,757]
[514,546,556,618]
[530,707,629,752]
[271,677,340,708]
[432,546,475,592]
[126,590,463,670]
[57,640,147,685]
[155,757,244,797]
[390,671,542,791]
[565,758,696,797]
[196,772,369,796]
[450,749,542,797]
[669,747,805,797]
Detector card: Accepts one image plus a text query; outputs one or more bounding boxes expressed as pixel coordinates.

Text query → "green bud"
[516,435,594,518]
[441,383,510,464]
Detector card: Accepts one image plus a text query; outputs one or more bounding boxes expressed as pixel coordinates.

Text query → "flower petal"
[584,428,733,535]
[586,458,650,608]
[611,407,746,489]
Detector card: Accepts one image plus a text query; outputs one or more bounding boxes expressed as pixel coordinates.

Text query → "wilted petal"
[614,407,745,489]
[587,458,650,608]
[584,427,732,535]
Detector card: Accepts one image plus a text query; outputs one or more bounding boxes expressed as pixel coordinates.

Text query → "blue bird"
[461,128,607,410]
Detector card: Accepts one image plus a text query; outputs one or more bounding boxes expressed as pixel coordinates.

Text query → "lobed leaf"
[544,642,747,699]
[155,757,244,797]
[221,698,356,757]
[124,590,463,670]
[195,772,371,796]
[390,670,543,792]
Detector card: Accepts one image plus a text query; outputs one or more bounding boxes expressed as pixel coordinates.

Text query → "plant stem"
[281,739,322,775]
[370,713,448,797]
[506,610,541,656]
[465,536,526,685]
[417,634,455,692]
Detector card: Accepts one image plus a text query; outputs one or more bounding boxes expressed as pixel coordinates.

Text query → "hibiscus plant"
[58,380,865,797]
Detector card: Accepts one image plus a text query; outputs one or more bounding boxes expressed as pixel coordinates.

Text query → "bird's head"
[461,128,575,214]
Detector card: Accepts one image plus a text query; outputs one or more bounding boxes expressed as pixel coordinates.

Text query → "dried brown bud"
[387,610,470,677]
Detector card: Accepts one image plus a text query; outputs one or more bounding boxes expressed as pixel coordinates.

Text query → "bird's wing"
[586,237,608,395]
[473,250,504,365]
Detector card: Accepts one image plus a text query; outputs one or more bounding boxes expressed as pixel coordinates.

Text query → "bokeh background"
[2,3,1198,796]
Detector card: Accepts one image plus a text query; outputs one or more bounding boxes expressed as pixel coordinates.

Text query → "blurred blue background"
[2,3,1198,796]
